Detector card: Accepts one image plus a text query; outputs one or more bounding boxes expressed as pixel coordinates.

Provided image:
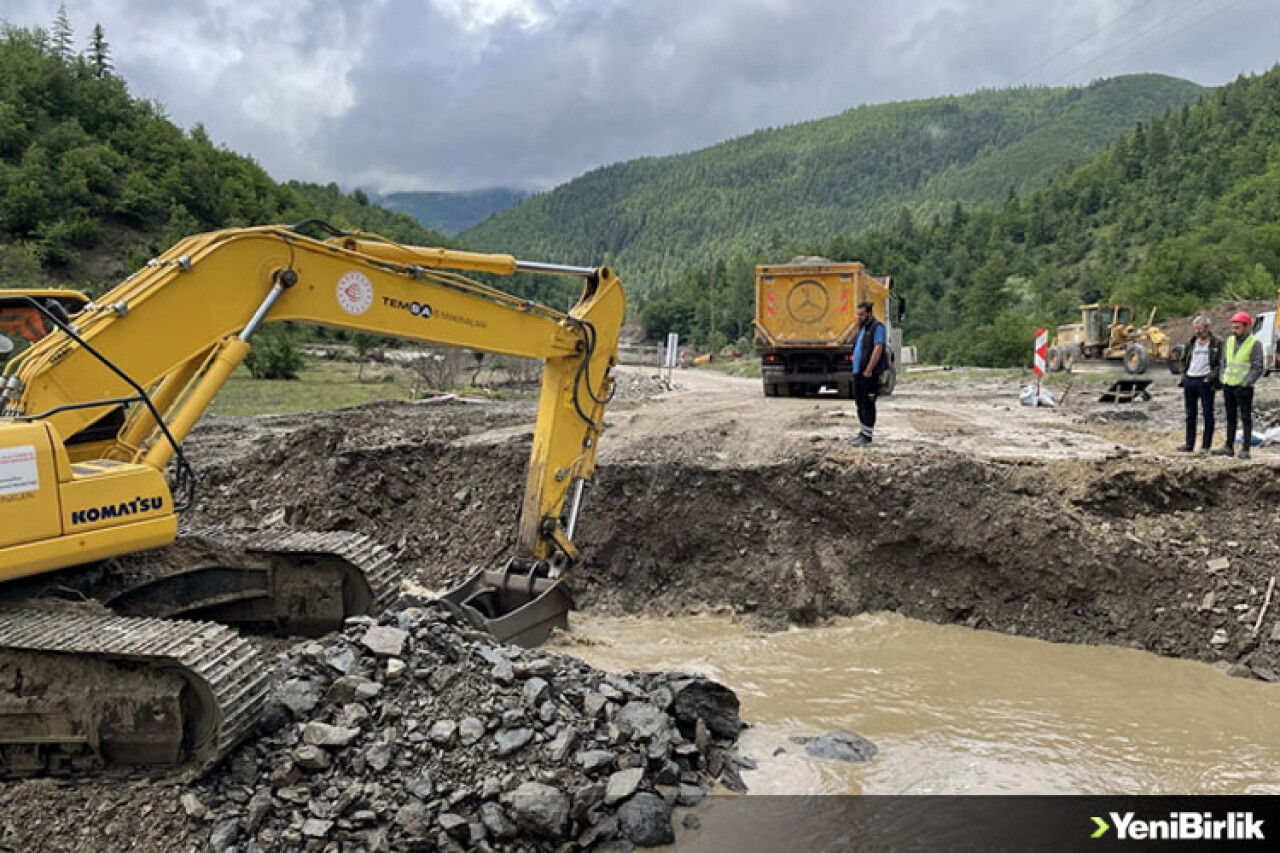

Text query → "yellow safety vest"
[1224,334,1257,386]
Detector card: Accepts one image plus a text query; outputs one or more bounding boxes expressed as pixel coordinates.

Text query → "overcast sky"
[6,1,1279,192]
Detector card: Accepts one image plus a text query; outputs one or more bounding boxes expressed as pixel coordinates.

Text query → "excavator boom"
[0,224,623,774]
[2,224,622,570]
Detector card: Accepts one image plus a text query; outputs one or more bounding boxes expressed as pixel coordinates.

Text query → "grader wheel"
[1124,343,1149,375]
[1063,344,1083,372]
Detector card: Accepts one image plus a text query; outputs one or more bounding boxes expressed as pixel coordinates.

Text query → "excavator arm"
[0,224,623,643]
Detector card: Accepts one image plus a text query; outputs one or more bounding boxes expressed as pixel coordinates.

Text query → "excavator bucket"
[439,564,573,648]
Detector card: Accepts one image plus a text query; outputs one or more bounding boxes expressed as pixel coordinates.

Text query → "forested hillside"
[380,188,529,236]
[0,23,451,295]
[642,66,1280,366]
[464,75,1203,291]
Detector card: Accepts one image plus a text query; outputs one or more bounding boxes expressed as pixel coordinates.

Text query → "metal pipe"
[565,478,586,540]
[515,260,598,278]
[239,282,286,341]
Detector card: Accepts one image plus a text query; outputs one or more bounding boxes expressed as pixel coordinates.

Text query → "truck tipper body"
[753,259,902,398]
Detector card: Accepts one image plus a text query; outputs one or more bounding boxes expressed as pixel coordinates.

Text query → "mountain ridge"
[463,74,1206,293]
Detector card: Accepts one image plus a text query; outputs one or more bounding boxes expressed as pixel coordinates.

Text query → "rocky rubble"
[196,602,744,852]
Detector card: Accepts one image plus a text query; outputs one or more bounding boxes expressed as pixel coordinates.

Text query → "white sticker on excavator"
[0,445,39,496]
[336,271,374,315]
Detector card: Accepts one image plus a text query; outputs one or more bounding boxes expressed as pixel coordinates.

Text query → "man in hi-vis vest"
[1213,310,1263,460]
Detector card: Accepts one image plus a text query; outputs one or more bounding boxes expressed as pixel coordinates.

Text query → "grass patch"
[208,361,417,417]
[698,358,762,378]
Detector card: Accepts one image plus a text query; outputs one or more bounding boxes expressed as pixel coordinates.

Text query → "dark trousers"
[853,375,878,435]
[1182,375,1215,449]
[1223,385,1254,450]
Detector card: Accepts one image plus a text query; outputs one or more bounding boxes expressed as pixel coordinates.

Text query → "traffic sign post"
[1033,328,1049,406]
[664,332,680,388]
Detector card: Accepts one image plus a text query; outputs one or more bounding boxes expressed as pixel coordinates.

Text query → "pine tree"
[51,3,73,62]
[88,23,112,78]
[894,206,915,239]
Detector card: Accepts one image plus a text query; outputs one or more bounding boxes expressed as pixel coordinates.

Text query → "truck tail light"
[763,353,782,364]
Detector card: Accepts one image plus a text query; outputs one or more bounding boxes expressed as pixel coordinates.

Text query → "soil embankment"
[180,372,1280,680]
[3,367,1278,852]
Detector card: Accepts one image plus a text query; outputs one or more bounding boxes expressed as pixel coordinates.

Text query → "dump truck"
[1045,303,1177,375]
[753,258,903,398]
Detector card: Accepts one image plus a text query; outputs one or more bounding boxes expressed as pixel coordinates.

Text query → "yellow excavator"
[0,222,623,776]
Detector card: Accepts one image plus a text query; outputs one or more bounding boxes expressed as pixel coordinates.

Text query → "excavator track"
[194,527,404,613]
[0,605,266,777]
[0,529,399,778]
[103,527,403,636]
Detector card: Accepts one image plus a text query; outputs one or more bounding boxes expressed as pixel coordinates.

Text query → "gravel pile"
[197,602,744,852]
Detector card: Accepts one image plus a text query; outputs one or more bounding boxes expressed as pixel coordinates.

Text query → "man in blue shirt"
[851,301,887,446]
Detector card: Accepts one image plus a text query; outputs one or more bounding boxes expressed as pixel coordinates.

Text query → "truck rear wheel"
[837,381,854,399]
[763,381,779,397]
[1047,346,1064,373]
[879,368,897,396]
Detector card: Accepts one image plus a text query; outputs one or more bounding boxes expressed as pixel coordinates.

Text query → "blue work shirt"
[851,321,887,373]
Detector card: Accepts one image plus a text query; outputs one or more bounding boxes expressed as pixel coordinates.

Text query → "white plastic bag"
[1019,384,1056,408]
[1254,427,1280,447]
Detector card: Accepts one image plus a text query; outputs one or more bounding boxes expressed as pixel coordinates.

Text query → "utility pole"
[708,274,716,361]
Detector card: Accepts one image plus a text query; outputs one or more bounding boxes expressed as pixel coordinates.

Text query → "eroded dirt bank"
[182,393,1280,680]
[3,369,1277,852]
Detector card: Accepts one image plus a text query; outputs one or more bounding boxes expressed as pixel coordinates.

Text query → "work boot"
[851,434,872,447]
[1212,446,1234,457]
[1239,447,1251,460]
[1175,444,1194,453]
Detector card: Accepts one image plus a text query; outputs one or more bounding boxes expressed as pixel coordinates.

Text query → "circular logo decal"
[336,271,374,315]
[787,280,829,324]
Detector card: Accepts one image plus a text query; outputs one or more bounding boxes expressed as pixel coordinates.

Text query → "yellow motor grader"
[1045,304,1178,375]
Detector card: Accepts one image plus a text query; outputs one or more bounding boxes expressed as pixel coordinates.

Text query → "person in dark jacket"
[1176,315,1223,453]
[1213,310,1265,459]
[851,301,887,447]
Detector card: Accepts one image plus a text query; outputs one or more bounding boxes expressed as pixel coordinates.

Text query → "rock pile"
[198,602,744,852]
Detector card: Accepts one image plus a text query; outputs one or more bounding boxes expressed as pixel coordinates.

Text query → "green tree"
[0,242,43,286]
[245,327,305,379]
[352,332,379,381]
[87,23,112,79]
[51,4,74,62]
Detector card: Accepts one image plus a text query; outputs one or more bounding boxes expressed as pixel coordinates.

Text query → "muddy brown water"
[557,612,1280,796]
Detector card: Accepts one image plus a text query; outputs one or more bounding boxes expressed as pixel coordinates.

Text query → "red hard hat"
[1231,311,1252,324]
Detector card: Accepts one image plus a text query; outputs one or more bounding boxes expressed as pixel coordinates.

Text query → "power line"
[1049,0,1214,84]
[1088,0,1250,79]
[1010,0,1160,84]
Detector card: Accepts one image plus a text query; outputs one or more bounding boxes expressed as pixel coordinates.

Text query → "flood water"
[558,612,1280,795]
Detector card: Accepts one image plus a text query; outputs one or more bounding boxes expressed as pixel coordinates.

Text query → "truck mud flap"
[438,565,572,648]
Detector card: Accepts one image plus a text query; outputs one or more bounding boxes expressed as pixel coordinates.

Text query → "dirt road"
[599,366,1132,463]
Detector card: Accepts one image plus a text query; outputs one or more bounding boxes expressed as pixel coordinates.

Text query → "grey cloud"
[6,0,1280,192]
